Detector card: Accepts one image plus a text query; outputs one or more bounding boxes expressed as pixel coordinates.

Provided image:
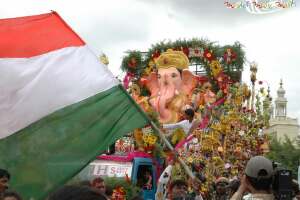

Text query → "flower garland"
[132,126,158,154]
[120,39,245,83]
[173,83,271,196]
[121,51,143,75]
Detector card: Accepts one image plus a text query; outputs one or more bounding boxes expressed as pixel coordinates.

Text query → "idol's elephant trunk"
[157,75,177,123]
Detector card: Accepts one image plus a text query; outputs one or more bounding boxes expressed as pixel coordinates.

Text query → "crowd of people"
[155,155,300,200]
[1,155,299,200]
[0,170,142,200]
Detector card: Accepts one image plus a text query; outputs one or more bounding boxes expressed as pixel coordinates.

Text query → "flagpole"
[150,121,196,180]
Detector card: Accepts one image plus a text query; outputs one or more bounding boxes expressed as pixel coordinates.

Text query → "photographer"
[230,156,275,200]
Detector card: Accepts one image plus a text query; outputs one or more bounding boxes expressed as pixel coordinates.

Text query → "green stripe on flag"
[0,85,149,200]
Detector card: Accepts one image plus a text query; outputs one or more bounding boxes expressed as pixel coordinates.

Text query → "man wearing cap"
[230,156,275,200]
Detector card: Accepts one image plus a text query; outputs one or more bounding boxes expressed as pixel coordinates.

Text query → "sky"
[1,0,300,120]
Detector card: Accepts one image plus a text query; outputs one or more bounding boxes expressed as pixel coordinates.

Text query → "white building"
[264,80,300,143]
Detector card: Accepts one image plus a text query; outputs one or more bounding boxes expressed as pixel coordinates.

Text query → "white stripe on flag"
[0,46,119,139]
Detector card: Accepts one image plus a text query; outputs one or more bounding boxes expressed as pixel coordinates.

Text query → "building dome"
[264,79,300,143]
[276,79,287,102]
[277,79,286,97]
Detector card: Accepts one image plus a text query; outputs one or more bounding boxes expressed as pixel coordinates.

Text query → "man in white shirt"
[163,108,200,136]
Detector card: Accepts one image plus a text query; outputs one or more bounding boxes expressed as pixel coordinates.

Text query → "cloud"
[0,0,299,120]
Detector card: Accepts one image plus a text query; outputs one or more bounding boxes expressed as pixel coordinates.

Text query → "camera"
[272,162,293,200]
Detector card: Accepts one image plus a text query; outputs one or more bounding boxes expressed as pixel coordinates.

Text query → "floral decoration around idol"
[120,38,272,197]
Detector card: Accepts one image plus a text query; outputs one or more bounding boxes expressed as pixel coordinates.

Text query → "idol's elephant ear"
[181,69,198,96]
[145,72,159,97]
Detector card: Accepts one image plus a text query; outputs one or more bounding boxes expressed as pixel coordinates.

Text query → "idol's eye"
[157,74,161,79]
[171,73,177,78]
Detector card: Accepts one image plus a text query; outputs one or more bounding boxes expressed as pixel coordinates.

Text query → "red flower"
[232,52,237,60]
[128,57,137,69]
[204,49,214,62]
[144,145,154,152]
[139,77,148,86]
[223,48,237,64]
[112,187,126,200]
[151,50,160,59]
[182,47,189,57]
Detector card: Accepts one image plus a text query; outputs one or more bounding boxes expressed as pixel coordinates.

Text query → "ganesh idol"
[145,49,198,124]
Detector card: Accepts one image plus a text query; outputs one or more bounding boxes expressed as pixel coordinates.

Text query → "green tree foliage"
[267,135,300,178]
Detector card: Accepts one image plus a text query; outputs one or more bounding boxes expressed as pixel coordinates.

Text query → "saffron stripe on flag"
[0,12,84,58]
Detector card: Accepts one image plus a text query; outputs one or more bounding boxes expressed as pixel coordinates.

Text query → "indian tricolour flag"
[0,12,149,200]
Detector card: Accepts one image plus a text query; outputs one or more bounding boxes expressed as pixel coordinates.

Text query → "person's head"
[1,191,22,200]
[91,177,105,194]
[245,156,274,192]
[215,177,229,195]
[48,185,107,200]
[169,179,188,199]
[0,169,10,193]
[184,108,195,120]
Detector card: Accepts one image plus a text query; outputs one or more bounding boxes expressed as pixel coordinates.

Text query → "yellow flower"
[209,60,222,77]
[187,156,194,163]
[143,66,153,76]
[148,60,155,68]
[211,123,222,132]
[100,54,109,65]
[142,134,149,143]
[198,105,205,110]
[212,156,224,167]
[171,128,185,145]
[148,135,157,145]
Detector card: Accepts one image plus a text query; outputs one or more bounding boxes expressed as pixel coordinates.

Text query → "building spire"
[275,79,287,119]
